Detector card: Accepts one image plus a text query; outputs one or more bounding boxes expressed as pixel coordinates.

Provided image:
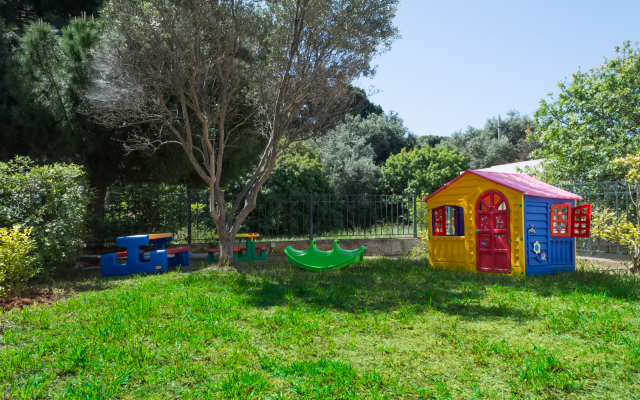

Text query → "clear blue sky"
[359,0,640,137]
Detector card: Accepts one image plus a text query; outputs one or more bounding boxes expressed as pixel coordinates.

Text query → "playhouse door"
[476,190,511,273]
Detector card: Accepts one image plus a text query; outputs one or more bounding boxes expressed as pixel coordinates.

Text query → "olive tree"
[82,0,399,265]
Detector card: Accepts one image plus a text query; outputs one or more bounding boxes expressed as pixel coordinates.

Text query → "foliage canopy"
[82,0,400,264]
[0,225,36,297]
[0,157,91,279]
[378,145,468,195]
[591,152,640,273]
[446,110,536,170]
[3,18,216,194]
[313,115,382,194]
[313,106,415,194]
[228,145,336,197]
[532,42,640,184]
[417,135,446,148]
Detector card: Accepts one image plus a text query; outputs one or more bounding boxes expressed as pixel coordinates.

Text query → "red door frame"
[475,190,511,273]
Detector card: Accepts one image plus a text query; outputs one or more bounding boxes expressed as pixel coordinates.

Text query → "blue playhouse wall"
[523,195,576,276]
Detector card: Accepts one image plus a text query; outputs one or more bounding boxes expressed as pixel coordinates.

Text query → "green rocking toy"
[285,240,366,271]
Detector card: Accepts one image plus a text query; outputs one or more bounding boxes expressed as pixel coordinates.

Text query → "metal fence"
[559,181,636,256]
[89,181,635,255]
[87,185,190,247]
[88,186,422,247]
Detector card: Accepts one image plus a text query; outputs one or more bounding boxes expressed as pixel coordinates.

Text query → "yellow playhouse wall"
[426,174,526,276]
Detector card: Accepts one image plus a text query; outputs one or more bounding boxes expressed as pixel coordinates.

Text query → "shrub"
[410,193,429,258]
[313,118,380,194]
[591,209,640,273]
[94,184,189,246]
[0,225,37,297]
[591,152,640,274]
[222,145,340,237]
[378,145,468,195]
[0,157,91,279]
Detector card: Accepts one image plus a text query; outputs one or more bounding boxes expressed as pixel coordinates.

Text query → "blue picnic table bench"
[101,233,189,277]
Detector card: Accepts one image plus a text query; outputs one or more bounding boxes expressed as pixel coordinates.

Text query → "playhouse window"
[432,206,464,236]
[550,203,592,238]
[479,194,507,211]
[550,203,571,237]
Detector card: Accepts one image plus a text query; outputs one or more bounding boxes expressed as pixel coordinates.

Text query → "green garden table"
[206,233,267,262]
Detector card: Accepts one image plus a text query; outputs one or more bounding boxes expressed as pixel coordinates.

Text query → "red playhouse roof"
[423,170,582,202]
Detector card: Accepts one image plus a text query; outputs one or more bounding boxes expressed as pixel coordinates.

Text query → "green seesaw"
[284,240,366,271]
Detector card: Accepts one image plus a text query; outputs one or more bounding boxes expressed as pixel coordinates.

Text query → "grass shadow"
[13,255,638,326]
[28,258,216,296]
[233,256,640,323]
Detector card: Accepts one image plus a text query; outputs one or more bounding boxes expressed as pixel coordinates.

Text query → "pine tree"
[3,19,201,217]
[0,0,103,30]
[3,17,264,196]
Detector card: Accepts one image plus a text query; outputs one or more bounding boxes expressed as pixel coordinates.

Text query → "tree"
[532,41,640,184]
[3,17,263,229]
[364,112,417,166]
[4,19,197,216]
[447,126,514,170]
[348,85,384,119]
[318,112,416,168]
[0,0,103,30]
[378,145,468,195]
[313,111,417,193]
[82,0,399,265]
[0,13,13,162]
[228,145,336,196]
[591,152,640,274]
[446,110,536,170]
[313,116,379,194]
[202,145,338,240]
[417,135,446,148]
[0,12,8,76]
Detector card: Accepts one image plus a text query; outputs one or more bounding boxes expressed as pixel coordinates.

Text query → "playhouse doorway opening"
[476,190,511,273]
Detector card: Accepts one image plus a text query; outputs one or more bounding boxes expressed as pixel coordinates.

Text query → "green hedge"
[0,157,91,280]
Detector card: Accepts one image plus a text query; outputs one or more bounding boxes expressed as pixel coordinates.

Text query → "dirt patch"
[0,288,70,311]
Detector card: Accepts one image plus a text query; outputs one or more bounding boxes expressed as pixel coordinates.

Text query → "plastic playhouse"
[285,240,366,271]
[423,170,591,276]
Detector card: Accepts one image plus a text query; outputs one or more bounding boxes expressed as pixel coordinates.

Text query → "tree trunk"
[91,178,107,220]
[631,253,640,275]
[88,176,108,245]
[215,220,238,268]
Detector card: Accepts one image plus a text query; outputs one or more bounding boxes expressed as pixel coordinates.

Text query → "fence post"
[309,190,313,241]
[412,192,417,238]
[626,181,631,219]
[187,189,192,244]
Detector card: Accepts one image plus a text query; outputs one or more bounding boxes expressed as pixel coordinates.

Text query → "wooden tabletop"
[215,233,259,239]
[237,233,259,239]
[148,233,173,240]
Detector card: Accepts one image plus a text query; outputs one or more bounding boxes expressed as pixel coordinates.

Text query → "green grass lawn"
[1,256,639,399]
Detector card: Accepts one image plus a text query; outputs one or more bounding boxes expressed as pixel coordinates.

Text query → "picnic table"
[101,233,190,277]
[206,233,268,263]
